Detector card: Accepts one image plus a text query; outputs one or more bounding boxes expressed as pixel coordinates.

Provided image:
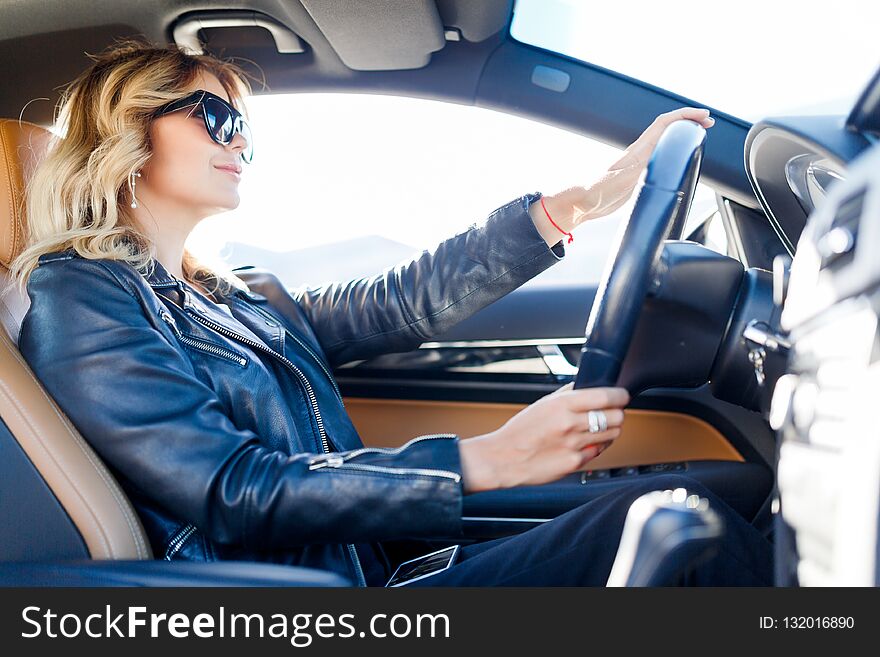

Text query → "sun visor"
[299,0,446,71]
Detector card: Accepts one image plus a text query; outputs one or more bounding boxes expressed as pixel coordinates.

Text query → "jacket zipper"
[307,434,462,482]
[309,460,462,481]
[180,333,248,367]
[337,433,459,459]
[160,310,249,367]
[176,303,334,455]
[166,285,367,586]
[246,302,345,404]
[164,523,198,560]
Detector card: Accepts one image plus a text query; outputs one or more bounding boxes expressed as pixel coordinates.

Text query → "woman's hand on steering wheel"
[534,107,716,241]
[462,109,713,494]
[458,382,630,494]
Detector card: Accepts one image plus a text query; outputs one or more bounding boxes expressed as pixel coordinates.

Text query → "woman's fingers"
[614,106,715,168]
[653,107,715,129]
[572,426,621,450]
[582,106,714,217]
[626,107,715,162]
[577,437,616,466]
[549,381,575,397]
[588,439,614,456]
[559,386,630,412]
[659,106,713,123]
[595,441,612,456]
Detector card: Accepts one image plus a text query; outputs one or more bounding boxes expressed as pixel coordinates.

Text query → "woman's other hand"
[529,107,715,246]
[458,381,630,493]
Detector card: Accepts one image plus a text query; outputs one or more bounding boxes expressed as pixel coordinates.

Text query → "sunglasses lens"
[199,95,253,163]
[203,97,234,142]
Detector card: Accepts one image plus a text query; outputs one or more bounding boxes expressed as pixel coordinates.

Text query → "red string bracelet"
[540,196,574,244]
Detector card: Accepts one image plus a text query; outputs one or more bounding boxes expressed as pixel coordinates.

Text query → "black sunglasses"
[155,89,254,164]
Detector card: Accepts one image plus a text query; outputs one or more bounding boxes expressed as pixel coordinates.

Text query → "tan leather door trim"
[343,398,743,468]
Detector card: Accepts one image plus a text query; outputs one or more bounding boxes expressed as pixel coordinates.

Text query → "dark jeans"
[403,474,773,587]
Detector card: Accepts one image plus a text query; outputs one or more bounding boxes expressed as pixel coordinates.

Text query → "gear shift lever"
[607,488,724,587]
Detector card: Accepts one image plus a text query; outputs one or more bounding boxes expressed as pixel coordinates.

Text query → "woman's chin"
[211,194,241,213]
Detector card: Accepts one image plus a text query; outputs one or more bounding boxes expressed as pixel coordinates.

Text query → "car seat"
[0,118,347,585]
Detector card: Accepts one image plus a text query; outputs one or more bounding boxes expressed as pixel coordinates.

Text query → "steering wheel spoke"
[575,120,707,390]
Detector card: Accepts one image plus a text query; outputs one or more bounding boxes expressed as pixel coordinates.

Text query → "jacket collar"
[143,255,181,289]
[37,246,268,303]
[142,254,282,348]
[37,247,184,289]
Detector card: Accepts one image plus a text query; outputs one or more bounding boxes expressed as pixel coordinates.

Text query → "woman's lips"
[215,166,241,181]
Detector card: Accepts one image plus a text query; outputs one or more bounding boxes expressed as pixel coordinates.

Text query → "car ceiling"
[0,0,512,121]
[0,0,762,208]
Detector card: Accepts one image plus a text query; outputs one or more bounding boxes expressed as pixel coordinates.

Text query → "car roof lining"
[0,0,760,208]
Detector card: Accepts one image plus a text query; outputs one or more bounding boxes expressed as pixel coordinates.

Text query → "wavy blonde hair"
[9,37,259,299]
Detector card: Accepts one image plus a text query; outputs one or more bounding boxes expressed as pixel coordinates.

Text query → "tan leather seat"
[0,118,152,560]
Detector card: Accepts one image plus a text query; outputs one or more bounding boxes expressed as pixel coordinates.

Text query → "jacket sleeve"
[289,192,566,368]
[19,258,464,550]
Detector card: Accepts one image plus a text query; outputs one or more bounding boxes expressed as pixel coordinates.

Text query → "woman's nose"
[228,130,248,155]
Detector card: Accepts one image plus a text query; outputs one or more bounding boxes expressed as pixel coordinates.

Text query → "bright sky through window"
[187,92,662,286]
[510,0,880,121]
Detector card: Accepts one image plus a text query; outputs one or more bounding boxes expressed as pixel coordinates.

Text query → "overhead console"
[170,1,514,71]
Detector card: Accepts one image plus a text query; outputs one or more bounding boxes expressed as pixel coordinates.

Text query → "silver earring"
[129,170,142,208]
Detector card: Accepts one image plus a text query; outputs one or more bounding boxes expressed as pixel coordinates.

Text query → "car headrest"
[0,118,53,270]
[0,119,54,343]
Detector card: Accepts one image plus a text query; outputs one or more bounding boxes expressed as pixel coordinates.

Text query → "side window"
[697,210,730,256]
[188,93,718,286]
[684,191,728,257]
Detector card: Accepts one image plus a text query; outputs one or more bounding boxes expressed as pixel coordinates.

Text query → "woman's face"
[137,72,248,225]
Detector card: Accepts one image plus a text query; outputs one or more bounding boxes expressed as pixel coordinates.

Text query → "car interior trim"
[343,398,744,469]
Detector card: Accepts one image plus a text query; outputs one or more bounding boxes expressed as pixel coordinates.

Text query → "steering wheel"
[574,119,707,390]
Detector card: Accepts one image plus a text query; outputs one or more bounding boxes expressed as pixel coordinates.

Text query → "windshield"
[510,0,880,122]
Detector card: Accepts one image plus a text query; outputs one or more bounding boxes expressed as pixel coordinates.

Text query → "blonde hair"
[9,37,259,299]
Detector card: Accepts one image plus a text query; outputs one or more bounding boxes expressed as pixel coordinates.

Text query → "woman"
[11,39,771,586]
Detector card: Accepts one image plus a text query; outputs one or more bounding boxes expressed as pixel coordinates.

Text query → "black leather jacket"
[19,192,565,585]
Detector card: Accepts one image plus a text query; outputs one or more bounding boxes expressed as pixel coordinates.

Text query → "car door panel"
[334,275,776,538]
[345,399,744,467]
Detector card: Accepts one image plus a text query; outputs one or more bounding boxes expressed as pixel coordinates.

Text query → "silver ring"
[587,409,607,434]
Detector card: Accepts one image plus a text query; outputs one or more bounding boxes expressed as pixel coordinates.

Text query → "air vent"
[817,188,865,270]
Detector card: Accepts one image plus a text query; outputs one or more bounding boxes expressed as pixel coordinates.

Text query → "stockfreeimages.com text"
[21,605,451,646]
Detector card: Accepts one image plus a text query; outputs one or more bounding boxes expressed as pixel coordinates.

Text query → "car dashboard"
[743,73,880,585]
